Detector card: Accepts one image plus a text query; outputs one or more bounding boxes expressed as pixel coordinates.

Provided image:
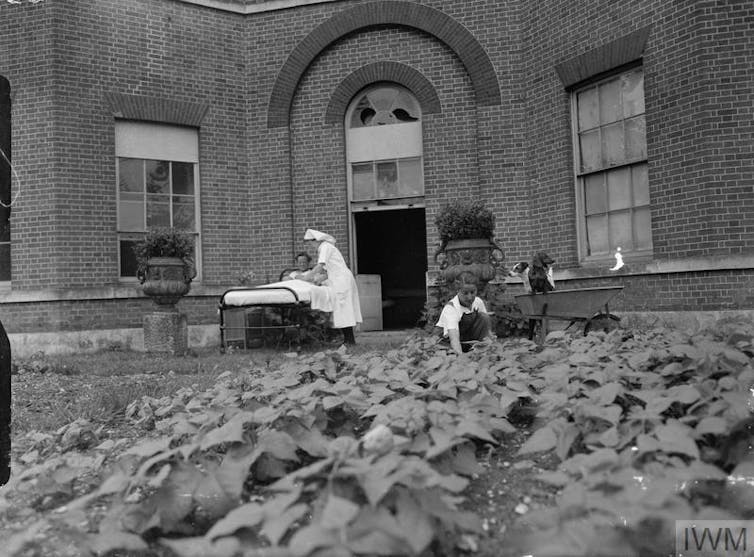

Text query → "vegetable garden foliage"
[3,321,754,557]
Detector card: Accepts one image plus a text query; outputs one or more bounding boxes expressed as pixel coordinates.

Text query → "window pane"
[376,161,398,198]
[584,174,606,214]
[625,116,647,161]
[607,167,632,210]
[0,243,9,281]
[119,239,139,278]
[608,210,632,250]
[622,70,645,117]
[352,163,374,201]
[147,194,170,227]
[350,96,374,128]
[118,195,145,231]
[586,215,609,255]
[579,130,601,172]
[118,158,143,193]
[172,197,195,231]
[145,160,170,194]
[599,78,622,124]
[172,162,194,195]
[634,207,653,250]
[398,158,423,196]
[632,163,650,206]
[367,86,397,111]
[602,122,625,166]
[394,90,421,121]
[577,87,599,131]
[0,205,9,242]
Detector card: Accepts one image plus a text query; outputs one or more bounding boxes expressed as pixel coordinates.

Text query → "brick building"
[0,0,752,355]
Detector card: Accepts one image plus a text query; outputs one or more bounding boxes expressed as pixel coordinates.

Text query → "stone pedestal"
[143,310,188,355]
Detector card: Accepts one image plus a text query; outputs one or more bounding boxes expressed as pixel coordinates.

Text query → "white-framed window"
[115,121,201,280]
[572,66,652,260]
[346,84,424,207]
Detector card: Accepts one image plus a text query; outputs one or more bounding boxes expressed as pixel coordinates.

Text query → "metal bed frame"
[219,284,309,349]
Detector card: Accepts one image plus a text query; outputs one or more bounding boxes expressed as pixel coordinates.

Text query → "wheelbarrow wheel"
[584,312,621,336]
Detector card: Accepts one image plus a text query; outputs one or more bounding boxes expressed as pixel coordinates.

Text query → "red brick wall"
[0,0,752,339]
[1,296,218,334]
[0,2,56,288]
[517,0,754,267]
[503,269,754,313]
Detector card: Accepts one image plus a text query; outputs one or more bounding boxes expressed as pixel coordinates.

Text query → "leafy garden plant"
[434,200,496,244]
[2,320,753,556]
[132,227,195,278]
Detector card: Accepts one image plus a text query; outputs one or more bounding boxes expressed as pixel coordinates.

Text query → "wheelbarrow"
[514,286,624,344]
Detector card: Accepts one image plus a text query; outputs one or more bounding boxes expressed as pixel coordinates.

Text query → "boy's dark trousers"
[458,311,491,352]
[0,318,10,486]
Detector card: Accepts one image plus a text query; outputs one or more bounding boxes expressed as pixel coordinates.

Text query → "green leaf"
[668,385,701,405]
[695,416,729,435]
[149,461,203,532]
[455,419,497,444]
[320,494,360,529]
[322,395,343,410]
[90,531,149,555]
[282,421,330,457]
[193,466,238,520]
[160,536,240,557]
[395,490,434,554]
[449,443,483,476]
[288,524,339,557]
[261,502,309,546]
[126,437,172,458]
[654,422,700,459]
[205,502,265,540]
[258,430,300,462]
[536,470,571,486]
[588,382,622,405]
[518,426,557,455]
[200,412,250,450]
[551,421,580,461]
[347,507,411,555]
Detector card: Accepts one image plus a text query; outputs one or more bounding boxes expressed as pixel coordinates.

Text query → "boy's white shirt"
[436,295,488,336]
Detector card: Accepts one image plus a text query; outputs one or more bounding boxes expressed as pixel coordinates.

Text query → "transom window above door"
[346,84,424,208]
[349,85,421,128]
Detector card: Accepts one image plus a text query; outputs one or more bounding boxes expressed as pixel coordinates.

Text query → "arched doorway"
[345,84,427,330]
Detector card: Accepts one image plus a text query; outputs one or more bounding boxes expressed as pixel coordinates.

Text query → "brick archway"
[324,61,441,125]
[267,0,501,128]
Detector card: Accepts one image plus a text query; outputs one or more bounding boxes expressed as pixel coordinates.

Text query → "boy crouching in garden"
[436,272,494,354]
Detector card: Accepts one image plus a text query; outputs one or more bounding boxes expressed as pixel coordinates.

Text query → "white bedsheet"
[221,279,333,312]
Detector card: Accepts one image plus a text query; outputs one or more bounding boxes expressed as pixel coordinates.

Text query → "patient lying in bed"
[284,252,327,285]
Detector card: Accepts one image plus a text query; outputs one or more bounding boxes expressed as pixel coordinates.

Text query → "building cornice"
[173,0,342,14]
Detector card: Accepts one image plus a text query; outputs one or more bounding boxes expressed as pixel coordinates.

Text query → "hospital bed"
[219,278,332,349]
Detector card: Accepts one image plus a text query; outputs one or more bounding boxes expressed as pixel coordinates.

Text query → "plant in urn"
[134,227,196,308]
[434,200,504,294]
[133,227,196,355]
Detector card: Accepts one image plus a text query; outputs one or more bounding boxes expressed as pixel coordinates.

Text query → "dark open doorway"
[354,208,427,329]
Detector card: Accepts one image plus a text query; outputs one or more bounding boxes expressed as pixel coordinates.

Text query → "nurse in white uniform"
[304,229,362,345]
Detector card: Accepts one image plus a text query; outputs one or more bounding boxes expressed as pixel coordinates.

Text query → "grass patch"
[10,335,412,436]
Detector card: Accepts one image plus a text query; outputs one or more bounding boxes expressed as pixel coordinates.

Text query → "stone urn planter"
[140,256,195,307]
[133,228,196,354]
[437,238,504,292]
[434,200,505,292]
